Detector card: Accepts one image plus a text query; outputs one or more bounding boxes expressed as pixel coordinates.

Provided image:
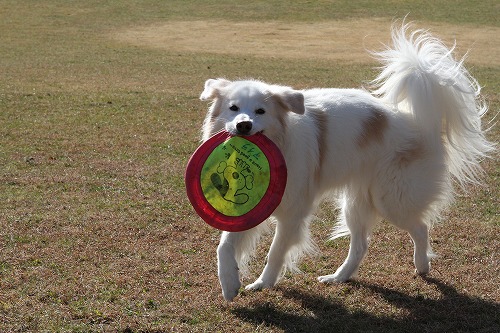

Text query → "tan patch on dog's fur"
[357,108,388,148]
[209,98,224,118]
[270,95,290,149]
[202,98,225,140]
[395,141,425,166]
[309,110,328,178]
[273,94,291,114]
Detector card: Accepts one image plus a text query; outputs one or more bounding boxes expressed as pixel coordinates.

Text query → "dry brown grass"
[0,1,498,332]
[113,19,500,66]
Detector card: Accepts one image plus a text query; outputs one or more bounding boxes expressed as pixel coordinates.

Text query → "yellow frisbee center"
[200,136,270,216]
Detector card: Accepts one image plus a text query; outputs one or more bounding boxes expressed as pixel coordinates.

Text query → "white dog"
[199,24,493,301]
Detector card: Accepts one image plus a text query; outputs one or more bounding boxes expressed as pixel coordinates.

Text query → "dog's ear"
[200,78,231,101]
[275,89,305,114]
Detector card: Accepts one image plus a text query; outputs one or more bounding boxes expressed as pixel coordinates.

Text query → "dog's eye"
[255,108,265,115]
[229,105,239,112]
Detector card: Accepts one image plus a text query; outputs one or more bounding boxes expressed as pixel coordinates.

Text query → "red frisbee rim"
[185,131,287,232]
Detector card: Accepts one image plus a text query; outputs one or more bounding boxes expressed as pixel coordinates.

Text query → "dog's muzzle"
[236,121,252,135]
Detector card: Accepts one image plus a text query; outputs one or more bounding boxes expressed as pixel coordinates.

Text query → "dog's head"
[200,79,305,144]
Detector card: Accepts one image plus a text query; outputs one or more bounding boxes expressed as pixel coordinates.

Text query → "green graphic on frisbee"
[200,136,270,216]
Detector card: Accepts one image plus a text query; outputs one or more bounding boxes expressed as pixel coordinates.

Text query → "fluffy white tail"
[371,24,494,187]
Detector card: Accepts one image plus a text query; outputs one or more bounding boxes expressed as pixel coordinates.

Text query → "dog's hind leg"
[318,192,378,283]
[405,219,433,275]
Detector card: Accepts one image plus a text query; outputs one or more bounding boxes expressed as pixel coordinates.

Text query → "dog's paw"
[219,265,241,301]
[414,259,431,276]
[317,274,349,284]
[220,276,241,301]
[415,268,430,276]
[221,283,240,301]
[245,279,271,291]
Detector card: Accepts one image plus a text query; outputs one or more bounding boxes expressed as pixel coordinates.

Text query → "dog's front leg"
[217,231,242,301]
[318,193,377,283]
[245,220,302,291]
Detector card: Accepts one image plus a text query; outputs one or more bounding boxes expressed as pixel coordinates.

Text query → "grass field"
[0,1,498,332]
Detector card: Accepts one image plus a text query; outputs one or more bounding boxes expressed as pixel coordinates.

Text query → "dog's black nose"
[236,121,252,135]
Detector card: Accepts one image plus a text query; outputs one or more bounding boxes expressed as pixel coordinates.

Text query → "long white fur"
[199,24,494,301]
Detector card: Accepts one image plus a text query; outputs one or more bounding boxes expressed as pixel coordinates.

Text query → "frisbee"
[185,131,287,232]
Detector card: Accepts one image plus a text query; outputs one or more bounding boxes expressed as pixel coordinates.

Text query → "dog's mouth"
[228,128,264,136]
[241,130,264,136]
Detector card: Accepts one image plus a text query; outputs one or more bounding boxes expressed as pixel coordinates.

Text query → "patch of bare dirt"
[113,19,499,66]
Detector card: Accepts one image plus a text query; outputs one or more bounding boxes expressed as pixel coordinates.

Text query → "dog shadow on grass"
[232,277,499,332]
